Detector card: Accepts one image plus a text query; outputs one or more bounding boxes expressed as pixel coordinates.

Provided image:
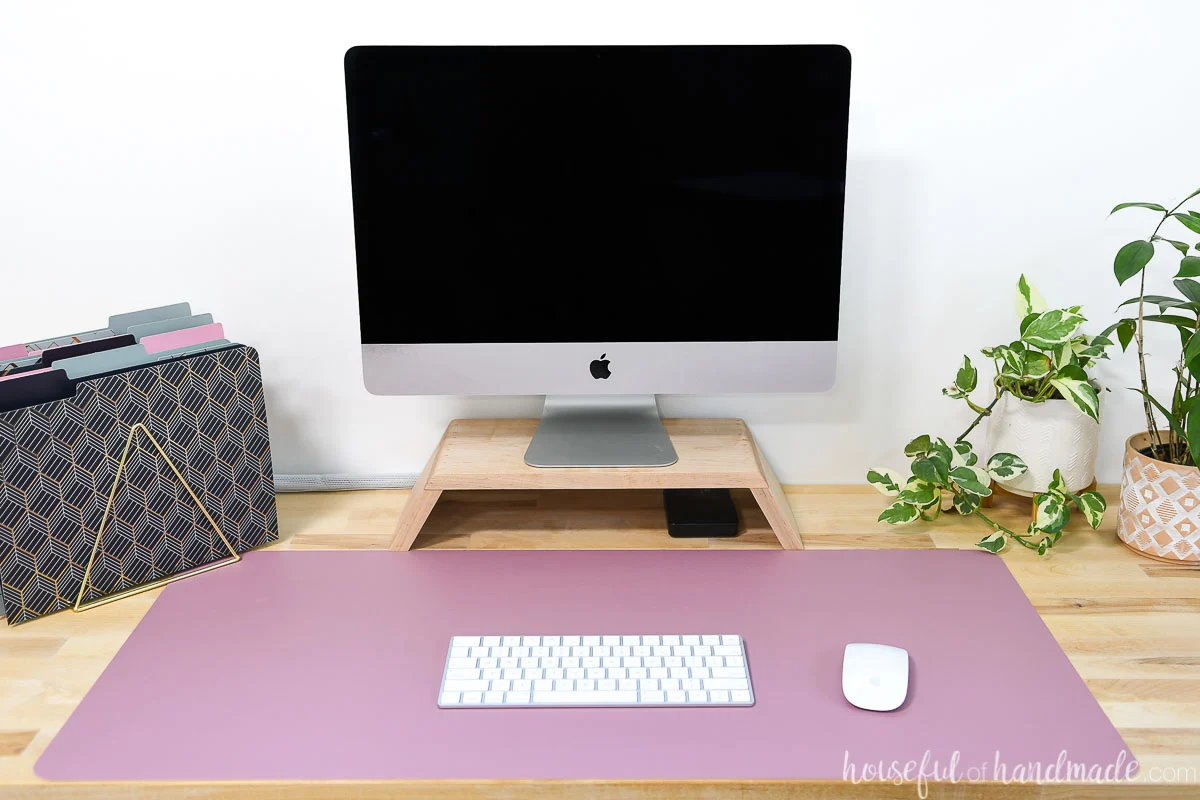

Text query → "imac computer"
[345,45,850,468]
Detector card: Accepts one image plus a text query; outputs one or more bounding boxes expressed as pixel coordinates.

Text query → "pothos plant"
[867,275,1109,554]
[942,275,1109,430]
[868,431,1105,554]
[1103,186,1200,466]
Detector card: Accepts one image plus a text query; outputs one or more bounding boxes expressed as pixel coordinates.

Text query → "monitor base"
[524,395,679,468]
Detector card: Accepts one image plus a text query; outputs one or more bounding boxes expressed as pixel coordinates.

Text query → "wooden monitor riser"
[390,419,803,551]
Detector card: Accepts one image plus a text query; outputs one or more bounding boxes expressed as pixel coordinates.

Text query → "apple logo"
[590,353,612,380]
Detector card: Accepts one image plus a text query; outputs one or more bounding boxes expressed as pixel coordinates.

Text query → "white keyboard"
[438,634,754,708]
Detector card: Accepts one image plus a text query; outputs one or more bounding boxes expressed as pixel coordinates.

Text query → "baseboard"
[274,474,419,493]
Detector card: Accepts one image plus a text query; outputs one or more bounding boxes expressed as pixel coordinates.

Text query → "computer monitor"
[345,44,851,467]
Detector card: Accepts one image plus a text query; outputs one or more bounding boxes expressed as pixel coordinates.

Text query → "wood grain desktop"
[0,485,1198,798]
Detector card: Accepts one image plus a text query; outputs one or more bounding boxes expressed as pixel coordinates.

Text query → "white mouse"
[842,643,909,711]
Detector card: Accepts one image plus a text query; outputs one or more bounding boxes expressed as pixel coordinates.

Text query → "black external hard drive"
[663,488,740,538]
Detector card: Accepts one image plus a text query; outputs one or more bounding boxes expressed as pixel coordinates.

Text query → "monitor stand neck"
[524,395,679,468]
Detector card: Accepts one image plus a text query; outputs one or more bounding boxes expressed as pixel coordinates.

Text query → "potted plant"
[1104,186,1200,564]
[942,276,1110,496]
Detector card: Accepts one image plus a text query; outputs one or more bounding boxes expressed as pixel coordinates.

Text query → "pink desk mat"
[36,550,1133,782]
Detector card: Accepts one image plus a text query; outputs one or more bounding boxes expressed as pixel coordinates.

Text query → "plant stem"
[1138,197,1194,460]
[972,507,1040,551]
[956,395,1002,443]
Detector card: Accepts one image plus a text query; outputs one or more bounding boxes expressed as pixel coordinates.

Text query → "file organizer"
[0,344,278,624]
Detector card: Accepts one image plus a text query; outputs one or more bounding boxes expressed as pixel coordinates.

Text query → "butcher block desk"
[1,485,1198,799]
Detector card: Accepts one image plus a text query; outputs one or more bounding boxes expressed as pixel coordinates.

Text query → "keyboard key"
[682,679,703,691]
[452,636,480,647]
[687,690,708,703]
[502,636,521,646]
[666,691,687,703]
[484,692,505,704]
[642,691,665,703]
[714,645,741,656]
[682,635,700,645]
[732,690,752,703]
[703,678,749,691]
[709,690,730,703]
[598,679,617,691]
[447,669,481,680]
[462,691,483,704]
[712,666,747,678]
[702,635,720,645]
[450,646,470,658]
[481,636,500,646]
[440,692,461,705]
[505,691,530,704]
[448,657,477,669]
[533,691,638,705]
[444,679,489,692]
[726,656,745,667]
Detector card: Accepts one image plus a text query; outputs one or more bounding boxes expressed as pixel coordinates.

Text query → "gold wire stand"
[73,423,241,612]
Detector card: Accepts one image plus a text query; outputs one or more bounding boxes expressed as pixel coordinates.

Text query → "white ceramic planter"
[984,392,1100,496]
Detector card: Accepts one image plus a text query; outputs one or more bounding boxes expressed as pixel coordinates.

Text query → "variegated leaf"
[953,491,980,516]
[878,501,921,525]
[1048,376,1100,423]
[1021,309,1087,348]
[898,479,940,508]
[866,467,905,497]
[976,531,1007,553]
[1016,274,1047,317]
[1033,492,1069,534]
[986,452,1028,481]
[1076,490,1106,529]
[950,465,992,497]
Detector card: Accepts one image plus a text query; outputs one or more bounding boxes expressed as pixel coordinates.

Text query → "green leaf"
[1021,309,1087,348]
[912,457,948,487]
[898,479,940,507]
[1110,201,1167,214]
[1117,294,1198,312]
[950,465,992,497]
[1099,318,1136,352]
[1037,538,1049,556]
[1175,279,1200,306]
[954,355,978,395]
[1049,365,1100,423]
[1179,257,1200,278]
[866,467,905,497]
[1015,275,1047,318]
[1187,404,1200,468]
[1023,351,1052,378]
[930,438,954,469]
[1173,213,1200,235]
[1155,236,1192,257]
[1033,492,1069,533]
[1019,313,1040,336]
[1075,490,1106,529]
[904,434,933,458]
[951,440,977,468]
[953,491,980,515]
[1047,468,1069,500]
[1114,240,1155,285]
[976,531,1007,553]
[878,501,921,526]
[986,452,1028,481]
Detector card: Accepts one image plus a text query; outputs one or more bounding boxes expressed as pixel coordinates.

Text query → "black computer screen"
[346,45,850,344]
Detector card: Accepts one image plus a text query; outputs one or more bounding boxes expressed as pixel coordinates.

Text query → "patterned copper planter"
[1118,432,1200,564]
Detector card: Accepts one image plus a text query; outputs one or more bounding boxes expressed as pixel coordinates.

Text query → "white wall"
[2,0,1200,484]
